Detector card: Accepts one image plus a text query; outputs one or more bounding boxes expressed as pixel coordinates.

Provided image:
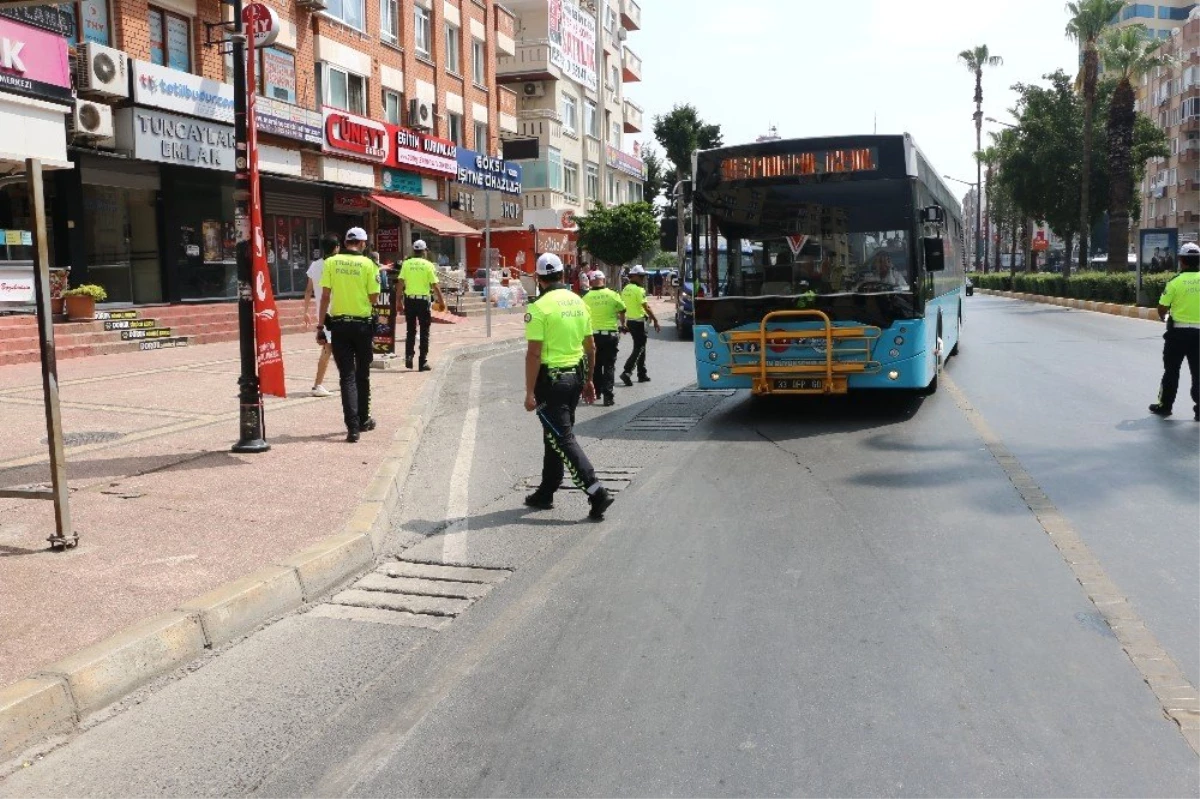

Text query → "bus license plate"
[774,378,824,391]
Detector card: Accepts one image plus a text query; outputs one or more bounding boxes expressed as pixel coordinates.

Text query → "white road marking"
[441,355,491,563]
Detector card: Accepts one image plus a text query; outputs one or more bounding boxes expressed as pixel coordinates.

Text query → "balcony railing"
[623,98,643,133]
[494,5,516,57]
[620,0,641,31]
[498,39,561,82]
[622,46,642,82]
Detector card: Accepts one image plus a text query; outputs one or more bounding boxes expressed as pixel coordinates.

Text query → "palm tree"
[1065,0,1123,276]
[1101,25,1168,271]
[959,45,1003,271]
[975,146,1001,272]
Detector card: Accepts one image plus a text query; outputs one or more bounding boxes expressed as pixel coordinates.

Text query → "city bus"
[674,236,757,339]
[688,134,965,395]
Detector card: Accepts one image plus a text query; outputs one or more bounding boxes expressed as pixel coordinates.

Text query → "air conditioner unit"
[296,0,328,10]
[409,98,433,130]
[523,82,545,97]
[76,42,129,100]
[70,99,115,144]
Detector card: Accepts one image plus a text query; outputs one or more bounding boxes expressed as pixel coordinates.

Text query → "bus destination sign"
[720,148,878,181]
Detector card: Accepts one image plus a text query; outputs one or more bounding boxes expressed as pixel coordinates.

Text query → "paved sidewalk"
[0,314,525,689]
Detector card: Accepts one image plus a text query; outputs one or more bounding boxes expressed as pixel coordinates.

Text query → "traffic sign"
[242,3,280,48]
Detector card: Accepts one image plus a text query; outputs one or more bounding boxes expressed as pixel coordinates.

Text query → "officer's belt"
[327,314,371,323]
[405,294,432,301]
[542,363,582,379]
[1174,322,1200,329]
[593,329,618,337]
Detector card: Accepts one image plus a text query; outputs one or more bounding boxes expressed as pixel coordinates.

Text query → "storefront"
[0,16,73,304]
[452,147,524,270]
[382,126,465,263]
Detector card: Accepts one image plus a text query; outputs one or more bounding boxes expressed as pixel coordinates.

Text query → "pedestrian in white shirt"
[303,234,341,397]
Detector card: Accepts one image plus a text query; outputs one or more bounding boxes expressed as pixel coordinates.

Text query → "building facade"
[0,0,529,308]
[495,0,645,271]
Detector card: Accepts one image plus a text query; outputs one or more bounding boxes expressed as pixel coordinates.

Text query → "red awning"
[369,195,480,237]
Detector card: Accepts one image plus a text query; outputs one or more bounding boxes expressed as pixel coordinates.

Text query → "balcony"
[620,0,641,31]
[495,5,516,58]
[497,39,562,84]
[622,46,642,82]
[623,98,642,133]
[499,86,519,134]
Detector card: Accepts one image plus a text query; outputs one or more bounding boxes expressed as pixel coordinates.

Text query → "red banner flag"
[244,13,286,398]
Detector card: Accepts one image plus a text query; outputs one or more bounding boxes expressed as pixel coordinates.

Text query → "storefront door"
[81,184,162,304]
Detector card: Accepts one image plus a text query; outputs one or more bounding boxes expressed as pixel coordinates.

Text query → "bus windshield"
[707,179,915,297]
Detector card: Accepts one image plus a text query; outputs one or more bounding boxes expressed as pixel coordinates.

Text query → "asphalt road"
[2,295,1196,797]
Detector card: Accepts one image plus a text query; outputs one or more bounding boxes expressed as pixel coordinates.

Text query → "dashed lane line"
[944,373,1200,754]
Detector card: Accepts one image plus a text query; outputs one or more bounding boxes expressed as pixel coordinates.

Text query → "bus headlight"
[887,370,900,380]
[700,330,709,339]
[889,348,900,358]
[710,372,720,381]
[894,336,904,346]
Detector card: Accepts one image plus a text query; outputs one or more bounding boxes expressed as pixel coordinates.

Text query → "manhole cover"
[42,431,125,447]
[519,467,639,494]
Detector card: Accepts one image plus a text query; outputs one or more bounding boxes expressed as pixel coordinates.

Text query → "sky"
[622,0,1082,201]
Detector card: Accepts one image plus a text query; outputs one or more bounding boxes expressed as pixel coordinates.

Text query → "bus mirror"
[923,237,946,272]
[921,205,945,225]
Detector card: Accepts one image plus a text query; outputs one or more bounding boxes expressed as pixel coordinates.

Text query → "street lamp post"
[945,174,982,271]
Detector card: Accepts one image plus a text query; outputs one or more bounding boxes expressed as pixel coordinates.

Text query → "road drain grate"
[623,416,702,431]
[309,560,513,630]
[677,389,736,398]
[518,467,639,494]
[42,431,125,447]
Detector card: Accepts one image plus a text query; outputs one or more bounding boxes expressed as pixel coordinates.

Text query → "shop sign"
[132,59,235,124]
[0,6,73,38]
[537,230,572,254]
[0,17,72,105]
[242,3,280,49]
[453,187,522,224]
[392,126,457,177]
[455,147,522,195]
[332,192,371,214]
[0,266,34,303]
[116,107,235,171]
[605,144,646,179]
[377,227,401,252]
[381,168,424,196]
[323,107,389,163]
[256,97,322,145]
[559,210,576,230]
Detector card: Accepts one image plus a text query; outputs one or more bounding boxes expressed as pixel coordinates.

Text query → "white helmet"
[412,239,428,251]
[535,252,564,275]
[1180,242,1200,257]
[345,227,368,242]
[588,270,606,283]
[628,264,646,276]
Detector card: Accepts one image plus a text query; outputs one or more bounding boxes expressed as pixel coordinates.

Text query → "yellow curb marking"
[944,373,1199,754]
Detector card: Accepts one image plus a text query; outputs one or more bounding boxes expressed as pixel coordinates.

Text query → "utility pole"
[229,0,268,453]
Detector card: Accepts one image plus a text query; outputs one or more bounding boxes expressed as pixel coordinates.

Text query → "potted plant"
[62,284,107,321]
[49,267,69,316]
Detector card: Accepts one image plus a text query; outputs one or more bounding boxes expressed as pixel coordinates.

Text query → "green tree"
[958,45,1003,269]
[652,104,723,179]
[641,145,666,212]
[1101,25,1169,271]
[1065,0,1124,272]
[575,202,659,267]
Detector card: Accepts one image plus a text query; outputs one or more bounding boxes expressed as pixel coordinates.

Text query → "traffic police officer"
[1149,241,1200,421]
[582,270,627,406]
[523,253,615,521]
[620,264,661,385]
[318,227,380,442]
[399,239,446,371]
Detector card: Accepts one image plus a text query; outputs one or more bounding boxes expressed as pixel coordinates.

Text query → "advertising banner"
[547,0,596,91]
[0,16,73,104]
[392,126,457,176]
[132,59,236,123]
[1140,228,1179,273]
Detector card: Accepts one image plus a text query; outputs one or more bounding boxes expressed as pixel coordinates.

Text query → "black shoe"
[602,394,615,407]
[346,429,360,443]
[419,362,432,372]
[405,358,413,370]
[637,375,651,383]
[1149,403,1172,417]
[524,491,554,510]
[620,373,633,387]
[588,488,614,521]
[359,417,377,432]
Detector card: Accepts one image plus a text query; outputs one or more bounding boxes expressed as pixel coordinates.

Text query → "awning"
[369,195,480,237]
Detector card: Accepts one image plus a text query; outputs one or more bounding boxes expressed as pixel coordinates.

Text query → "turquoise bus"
[689,134,965,395]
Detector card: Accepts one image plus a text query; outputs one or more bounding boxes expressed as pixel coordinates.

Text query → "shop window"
[323,64,368,115]
[474,121,489,153]
[448,112,463,145]
[563,160,579,202]
[61,0,112,46]
[264,215,323,296]
[149,6,191,73]
[562,94,577,135]
[0,182,56,273]
[415,6,431,58]
[472,39,486,87]
[586,165,599,201]
[384,90,402,125]
[445,23,461,74]
[380,0,399,43]
[585,100,598,138]
[324,0,365,30]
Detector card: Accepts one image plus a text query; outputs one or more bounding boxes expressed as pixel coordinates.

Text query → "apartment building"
[0,0,523,307]
[493,0,644,270]
[1137,10,1200,248]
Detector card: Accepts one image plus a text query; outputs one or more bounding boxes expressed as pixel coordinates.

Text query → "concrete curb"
[979,288,1159,321]
[0,335,524,762]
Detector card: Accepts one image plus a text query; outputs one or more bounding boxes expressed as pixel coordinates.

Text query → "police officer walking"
[619,264,661,386]
[523,253,614,521]
[1149,241,1200,421]
[317,227,380,442]
[582,270,627,406]
[399,239,446,371]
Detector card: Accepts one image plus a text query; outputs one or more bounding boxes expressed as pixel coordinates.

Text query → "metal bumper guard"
[720,310,881,395]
